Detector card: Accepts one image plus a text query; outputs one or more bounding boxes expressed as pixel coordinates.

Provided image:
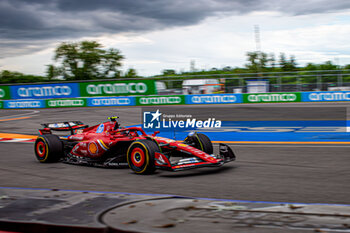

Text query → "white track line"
[0,110,40,119]
[0,138,35,143]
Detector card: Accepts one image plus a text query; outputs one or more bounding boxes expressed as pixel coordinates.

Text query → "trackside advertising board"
[0,101,2,109]
[87,97,135,107]
[79,80,156,97]
[4,100,45,108]
[4,90,350,109]
[0,86,10,99]
[302,91,350,102]
[243,92,301,103]
[10,83,80,99]
[46,98,87,108]
[186,94,242,104]
[136,95,185,106]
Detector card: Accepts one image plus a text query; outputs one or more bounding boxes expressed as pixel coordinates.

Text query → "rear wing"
[39,121,89,135]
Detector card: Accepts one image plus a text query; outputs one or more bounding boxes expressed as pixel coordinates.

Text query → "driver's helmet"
[108,116,120,130]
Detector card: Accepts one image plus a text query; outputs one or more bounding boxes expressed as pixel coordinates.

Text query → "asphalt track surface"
[0,103,349,205]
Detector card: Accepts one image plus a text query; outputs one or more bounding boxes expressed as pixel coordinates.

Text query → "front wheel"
[127,140,159,174]
[34,135,63,163]
[184,133,213,154]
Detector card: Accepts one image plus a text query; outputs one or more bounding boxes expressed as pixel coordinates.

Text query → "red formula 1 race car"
[34,116,235,174]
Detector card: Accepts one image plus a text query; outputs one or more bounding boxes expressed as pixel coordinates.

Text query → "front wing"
[155,143,236,172]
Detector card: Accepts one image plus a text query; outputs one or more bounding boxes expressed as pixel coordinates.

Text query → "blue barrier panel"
[185,94,243,104]
[302,91,350,102]
[4,99,46,109]
[141,120,350,142]
[87,96,135,107]
[10,83,80,99]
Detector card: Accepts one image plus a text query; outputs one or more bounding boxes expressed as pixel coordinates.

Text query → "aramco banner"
[302,91,350,102]
[136,95,185,106]
[243,92,301,103]
[0,86,10,99]
[4,100,45,108]
[8,80,156,99]
[10,83,80,99]
[186,94,242,104]
[79,80,156,97]
[46,98,87,108]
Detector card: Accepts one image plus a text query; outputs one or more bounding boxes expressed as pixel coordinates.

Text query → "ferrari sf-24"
[34,116,235,174]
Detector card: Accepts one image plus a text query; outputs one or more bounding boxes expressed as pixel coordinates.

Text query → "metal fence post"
[239,78,244,93]
[338,71,343,87]
[278,76,282,92]
[297,76,301,92]
[317,75,321,91]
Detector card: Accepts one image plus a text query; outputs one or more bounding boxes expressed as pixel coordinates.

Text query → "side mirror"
[152,131,160,136]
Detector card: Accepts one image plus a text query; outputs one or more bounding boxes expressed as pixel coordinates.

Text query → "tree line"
[0,40,349,84]
[0,41,138,84]
[160,51,346,77]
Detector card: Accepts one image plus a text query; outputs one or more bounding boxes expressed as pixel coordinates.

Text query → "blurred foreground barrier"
[1,187,349,233]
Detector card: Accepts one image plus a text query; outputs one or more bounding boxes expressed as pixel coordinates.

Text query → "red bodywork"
[39,120,233,171]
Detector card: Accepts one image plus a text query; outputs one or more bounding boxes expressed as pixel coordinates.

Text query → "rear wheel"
[127,140,159,174]
[34,135,63,163]
[184,133,213,154]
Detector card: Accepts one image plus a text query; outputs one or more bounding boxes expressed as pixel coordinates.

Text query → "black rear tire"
[127,139,159,174]
[185,133,213,154]
[34,135,63,163]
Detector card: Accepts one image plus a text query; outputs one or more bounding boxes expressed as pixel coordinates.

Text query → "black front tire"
[34,135,63,163]
[127,139,159,174]
[185,133,213,154]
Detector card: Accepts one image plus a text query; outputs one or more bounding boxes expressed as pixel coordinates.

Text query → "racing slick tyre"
[185,133,213,154]
[127,139,159,175]
[34,135,63,163]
